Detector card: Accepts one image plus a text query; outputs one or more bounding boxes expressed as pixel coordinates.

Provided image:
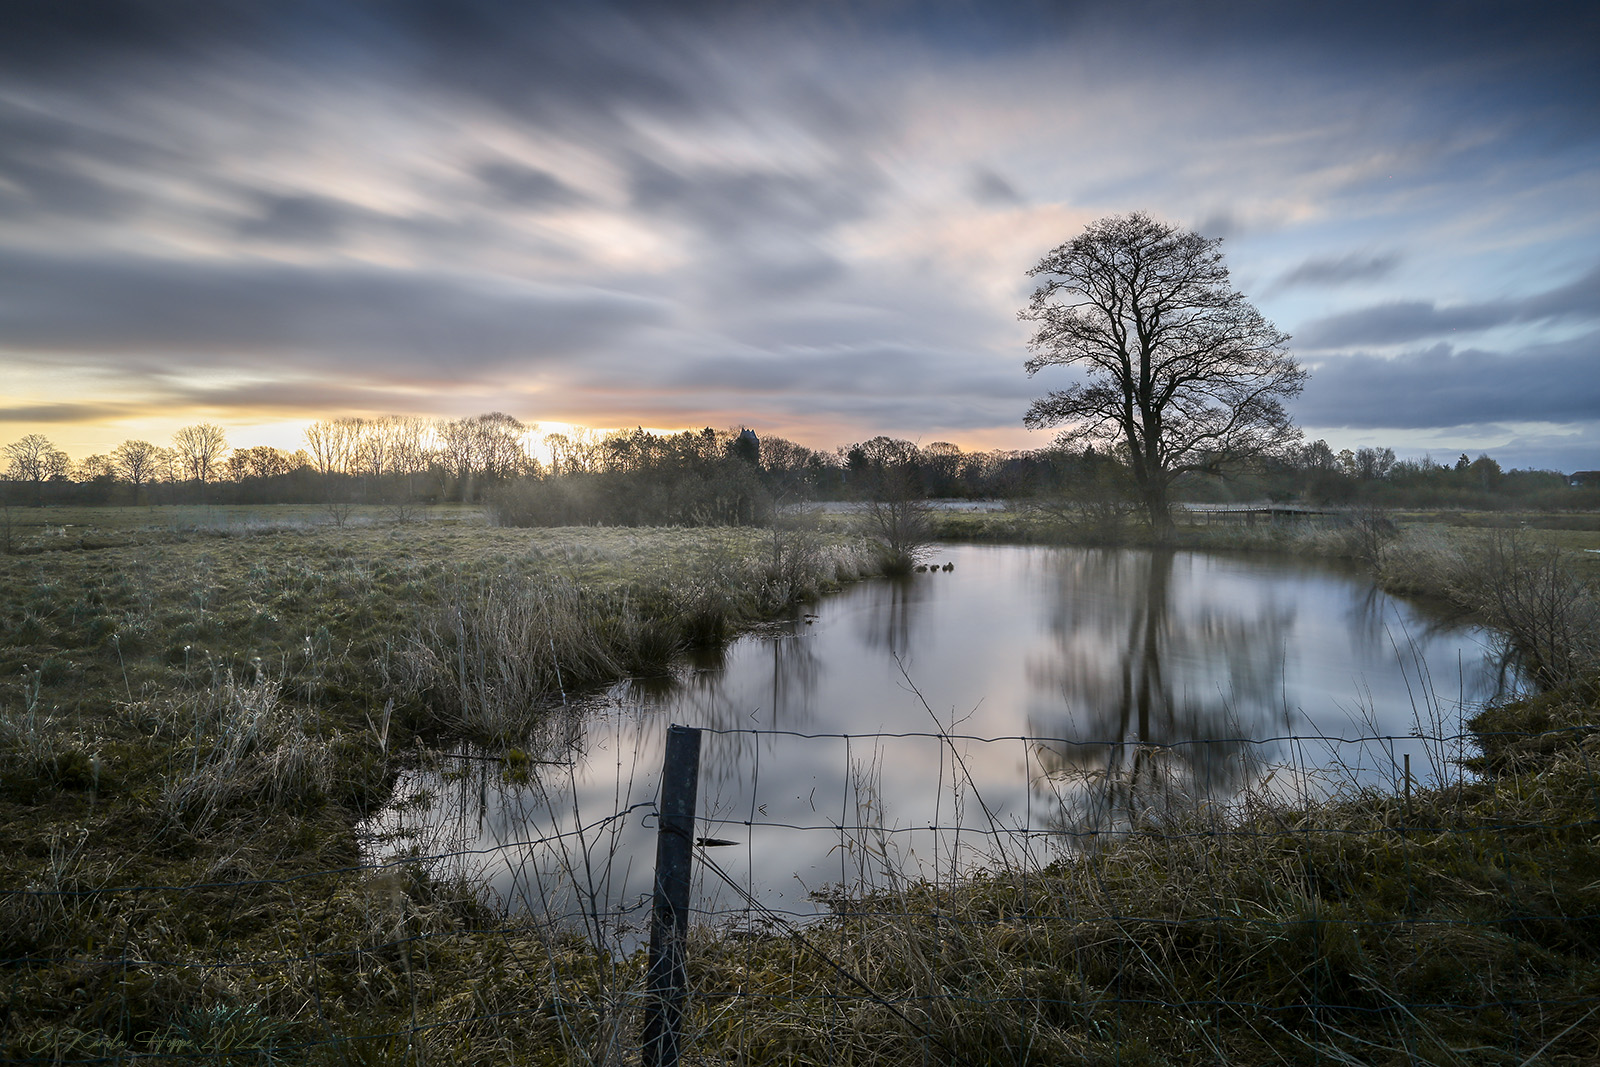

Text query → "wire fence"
[5,719,1598,1065]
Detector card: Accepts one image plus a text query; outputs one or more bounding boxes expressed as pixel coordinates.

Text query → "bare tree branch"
[1020,212,1305,538]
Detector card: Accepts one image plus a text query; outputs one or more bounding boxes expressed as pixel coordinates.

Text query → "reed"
[387,534,873,741]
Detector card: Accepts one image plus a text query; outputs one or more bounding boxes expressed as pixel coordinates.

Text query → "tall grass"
[389,537,873,741]
[150,668,345,835]
[671,686,1600,1066]
[1380,527,1600,686]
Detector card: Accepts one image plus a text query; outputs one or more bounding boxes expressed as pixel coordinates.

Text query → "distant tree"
[1021,212,1306,539]
[437,413,530,500]
[71,454,116,504]
[842,436,920,497]
[74,454,115,481]
[337,415,429,505]
[388,419,433,474]
[759,435,830,474]
[435,417,475,496]
[1352,446,1396,481]
[475,412,532,481]
[227,446,298,481]
[4,434,69,505]
[42,447,70,482]
[755,434,836,500]
[305,418,364,479]
[153,446,183,487]
[172,424,229,486]
[353,418,391,479]
[919,441,964,497]
[543,430,602,477]
[1470,453,1503,490]
[112,439,159,502]
[1295,440,1338,472]
[305,418,366,522]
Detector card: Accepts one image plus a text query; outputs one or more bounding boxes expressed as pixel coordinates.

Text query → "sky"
[1,0,1597,471]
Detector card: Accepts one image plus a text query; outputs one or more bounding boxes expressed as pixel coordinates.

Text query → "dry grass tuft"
[1380,527,1600,686]
[150,669,344,835]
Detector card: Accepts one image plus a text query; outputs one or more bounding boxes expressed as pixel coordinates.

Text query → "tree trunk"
[1144,481,1174,543]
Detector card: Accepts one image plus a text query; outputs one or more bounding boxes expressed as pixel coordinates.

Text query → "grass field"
[0,506,878,1060]
[2,503,1597,1064]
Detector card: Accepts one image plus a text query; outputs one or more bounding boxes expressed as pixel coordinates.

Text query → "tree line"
[0,417,1035,513]
[2,416,1585,519]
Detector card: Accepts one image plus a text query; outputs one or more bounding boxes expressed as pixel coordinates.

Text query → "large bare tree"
[1021,212,1305,539]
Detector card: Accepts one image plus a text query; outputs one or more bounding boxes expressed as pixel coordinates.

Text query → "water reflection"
[1027,550,1295,831]
[855,577,927,657]
[367,544,1526,941]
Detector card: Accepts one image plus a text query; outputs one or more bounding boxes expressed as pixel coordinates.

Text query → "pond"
[366,543,1522,944]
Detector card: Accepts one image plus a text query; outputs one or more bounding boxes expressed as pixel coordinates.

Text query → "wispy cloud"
[1,1,1598,467]
[1297,332,1600,429]
[1296,263,1600,349]
[1275,251,1400,290]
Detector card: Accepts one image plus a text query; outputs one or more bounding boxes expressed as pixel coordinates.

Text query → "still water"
[368,544,1521,940]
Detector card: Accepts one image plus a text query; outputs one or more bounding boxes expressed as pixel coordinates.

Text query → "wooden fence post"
[642,724,702,1067]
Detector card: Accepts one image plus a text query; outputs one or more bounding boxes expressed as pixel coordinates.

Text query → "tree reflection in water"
[855,576,927,659]
[616,619,825,801]
[1027,549,1297,832]
[368,544,1529,942]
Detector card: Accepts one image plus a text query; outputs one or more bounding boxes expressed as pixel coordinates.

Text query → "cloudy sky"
[2,0,1597,469]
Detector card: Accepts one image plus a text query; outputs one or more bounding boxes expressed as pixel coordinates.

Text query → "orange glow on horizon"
[2,407,1050,468]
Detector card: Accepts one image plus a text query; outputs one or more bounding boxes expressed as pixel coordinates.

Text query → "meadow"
[1,503,1597,1064]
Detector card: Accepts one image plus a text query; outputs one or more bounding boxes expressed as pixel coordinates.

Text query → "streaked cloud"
[1275,252,1401,290]
[1298,333,1600,429]
[1,0,1597,468]
[1296,263,1600,349]
[0,249,667,373]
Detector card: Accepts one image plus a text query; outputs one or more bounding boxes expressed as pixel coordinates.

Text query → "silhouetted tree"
[1021,213,1305,539]
[437,413,530,501]
[172,424,229,490]
[227,445,299,482]
[4,434,68,505]
[112,439,159,504]
[305,418,365,521]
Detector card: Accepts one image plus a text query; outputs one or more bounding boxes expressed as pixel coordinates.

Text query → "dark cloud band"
[0,250,667,373]
[1295,335,1600,429]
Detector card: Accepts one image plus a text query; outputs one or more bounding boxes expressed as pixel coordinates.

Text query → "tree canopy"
[1021,212,1305,537]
